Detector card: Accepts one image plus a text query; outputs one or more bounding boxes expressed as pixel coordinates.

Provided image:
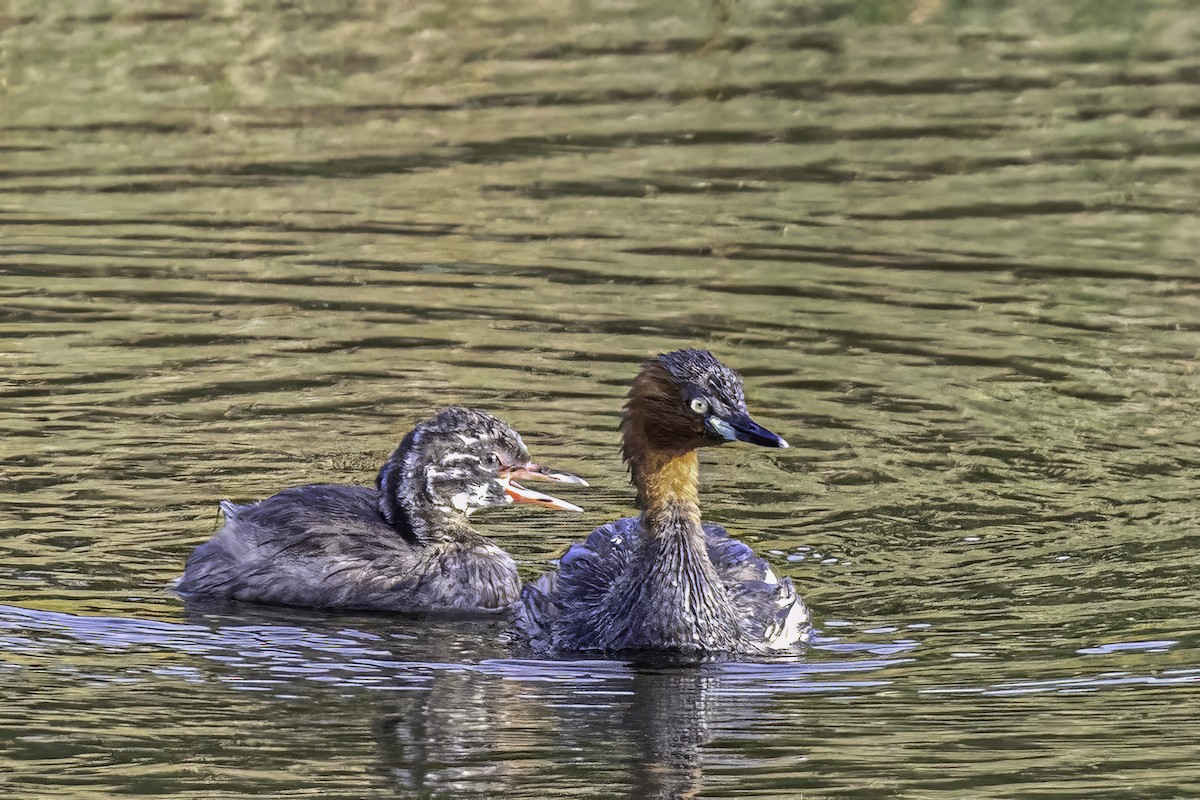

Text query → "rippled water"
[3,1,1200,797]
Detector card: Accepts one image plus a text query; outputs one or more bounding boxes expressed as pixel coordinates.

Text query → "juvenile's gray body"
[177,407,542,614]
[179,486,519,612]
[516,516,809,654]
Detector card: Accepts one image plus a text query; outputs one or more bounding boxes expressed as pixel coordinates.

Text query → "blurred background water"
[2,0,1199,797]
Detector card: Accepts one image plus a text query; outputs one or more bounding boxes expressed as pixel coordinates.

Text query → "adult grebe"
[516,349,809,654]
[178,407,587,613]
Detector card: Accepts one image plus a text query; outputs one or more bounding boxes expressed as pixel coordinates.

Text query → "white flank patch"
[766,596,811,649]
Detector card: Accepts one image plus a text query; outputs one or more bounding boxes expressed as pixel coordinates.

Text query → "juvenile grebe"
[178,407,587,613]
[516,349,809,654]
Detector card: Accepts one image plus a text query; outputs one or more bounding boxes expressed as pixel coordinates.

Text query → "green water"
[2,1,1199,797]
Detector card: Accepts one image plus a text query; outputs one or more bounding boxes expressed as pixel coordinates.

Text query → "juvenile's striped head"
[377,407,587,541]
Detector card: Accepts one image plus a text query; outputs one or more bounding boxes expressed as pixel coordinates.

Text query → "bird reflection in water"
[1,600,842,799]
[374,654,737,800]
[188,600,752,799]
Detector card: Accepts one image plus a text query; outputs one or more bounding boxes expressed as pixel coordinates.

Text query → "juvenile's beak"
[706,413,789,448]
[510,463,589,487]
[500,462,587,512]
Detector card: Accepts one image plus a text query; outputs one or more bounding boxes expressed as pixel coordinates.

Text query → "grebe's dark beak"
[500,462,588,512]
[707,413,789,448]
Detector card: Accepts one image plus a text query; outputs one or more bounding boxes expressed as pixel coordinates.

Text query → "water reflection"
[0,602,909,798]
[2,595,1196,797]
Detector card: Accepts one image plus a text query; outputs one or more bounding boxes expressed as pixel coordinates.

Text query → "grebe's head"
[377,407,586,535]
[622,348,788,462]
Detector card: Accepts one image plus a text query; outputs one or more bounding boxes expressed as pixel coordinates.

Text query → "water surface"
[2,1,1199,797]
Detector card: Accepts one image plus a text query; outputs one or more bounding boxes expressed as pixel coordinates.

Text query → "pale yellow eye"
[690,398,709,415]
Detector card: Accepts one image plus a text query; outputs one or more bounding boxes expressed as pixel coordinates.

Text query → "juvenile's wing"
[179,485,423,609]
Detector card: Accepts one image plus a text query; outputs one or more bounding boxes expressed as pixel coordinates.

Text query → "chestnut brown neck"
[621,363,705,527]
[631,449,701,527]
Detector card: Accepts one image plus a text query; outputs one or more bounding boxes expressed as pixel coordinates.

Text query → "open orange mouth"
[499,462,588,512]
